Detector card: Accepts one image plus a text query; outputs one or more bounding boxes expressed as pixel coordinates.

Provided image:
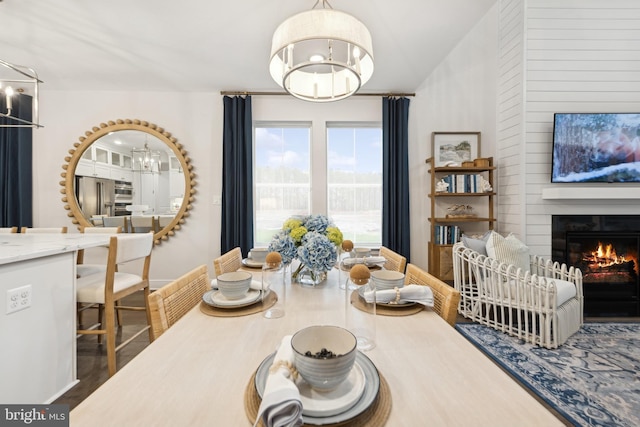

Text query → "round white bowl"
[370,270,405,290]
[249,248,269,263]
[291,325,357,391]
[216,271,252,300]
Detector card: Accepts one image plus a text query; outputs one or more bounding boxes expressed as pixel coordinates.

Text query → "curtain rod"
[220,90,415,97]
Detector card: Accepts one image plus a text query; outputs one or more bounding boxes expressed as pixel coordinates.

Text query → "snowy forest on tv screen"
[552,113,640,183]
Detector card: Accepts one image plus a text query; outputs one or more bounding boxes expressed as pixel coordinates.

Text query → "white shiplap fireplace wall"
[497,0,640,258]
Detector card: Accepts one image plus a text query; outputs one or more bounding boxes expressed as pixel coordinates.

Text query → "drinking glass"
[345,277,376,351]
[262,260,285,319]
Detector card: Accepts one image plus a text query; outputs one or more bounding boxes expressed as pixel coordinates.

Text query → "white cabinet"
[79,144,133,182]
[111,167,133,182]
[76,159,110,179]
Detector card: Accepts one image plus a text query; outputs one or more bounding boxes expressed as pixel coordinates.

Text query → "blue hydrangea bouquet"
[268,214,343,285]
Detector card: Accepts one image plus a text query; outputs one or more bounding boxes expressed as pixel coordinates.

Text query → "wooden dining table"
[70,267,563,426]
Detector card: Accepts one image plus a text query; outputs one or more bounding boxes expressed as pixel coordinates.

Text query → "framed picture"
[432,132,481,167]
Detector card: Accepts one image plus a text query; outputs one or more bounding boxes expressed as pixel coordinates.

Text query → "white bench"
[452,242,583,349]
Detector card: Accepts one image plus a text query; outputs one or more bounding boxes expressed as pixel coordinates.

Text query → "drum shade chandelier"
[269,0,374,102]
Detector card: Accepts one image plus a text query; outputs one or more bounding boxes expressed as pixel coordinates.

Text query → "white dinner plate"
[255,351,380,425]
[242,258,263,268]
[202,289,261,308]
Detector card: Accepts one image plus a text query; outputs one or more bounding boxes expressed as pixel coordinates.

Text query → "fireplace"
[552,215,640,317]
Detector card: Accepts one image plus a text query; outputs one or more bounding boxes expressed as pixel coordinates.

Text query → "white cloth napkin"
[364,284,434,307]
[342,256,386,266]
[210,279,264,291]
[255,336,303,427]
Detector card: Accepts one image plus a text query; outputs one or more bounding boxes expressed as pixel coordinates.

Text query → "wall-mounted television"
[552,113,640,183]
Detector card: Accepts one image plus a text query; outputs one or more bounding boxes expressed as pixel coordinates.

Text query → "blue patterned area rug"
[455,323,640,427]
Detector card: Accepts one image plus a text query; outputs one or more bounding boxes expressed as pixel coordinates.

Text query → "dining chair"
[379,246,407,273]
[130,216,154,233]
[148,265,210,340]
[404,263,460,327]
[0,227,18,233]
[20,226,68,233]
[103,216,130,233]
[213,247,243,277]
[153,215,173,233]
[77,226,122,277]
[76,232,154,377]
[76,226,123,334]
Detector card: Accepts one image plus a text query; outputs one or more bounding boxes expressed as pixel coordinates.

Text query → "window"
[254,124,311,245]
[254,122,382,247]
[327,124,382,246]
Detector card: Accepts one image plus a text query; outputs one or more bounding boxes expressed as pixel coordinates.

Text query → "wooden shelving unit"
[426,157,495,281]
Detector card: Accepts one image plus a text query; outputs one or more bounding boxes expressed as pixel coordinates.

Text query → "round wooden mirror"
[60,119,196,244]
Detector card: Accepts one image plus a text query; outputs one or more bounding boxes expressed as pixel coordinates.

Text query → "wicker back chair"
[404,263,460,327]
[379,246,407,273]
[213,247,243,277]
[148,265,210,340]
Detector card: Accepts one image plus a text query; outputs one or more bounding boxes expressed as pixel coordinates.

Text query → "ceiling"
[0,0,496,94]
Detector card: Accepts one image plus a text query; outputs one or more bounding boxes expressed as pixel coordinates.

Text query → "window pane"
[327,126,382,246]
[254,126,311,246]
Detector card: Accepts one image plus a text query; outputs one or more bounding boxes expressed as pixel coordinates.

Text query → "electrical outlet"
[6,284,32,314]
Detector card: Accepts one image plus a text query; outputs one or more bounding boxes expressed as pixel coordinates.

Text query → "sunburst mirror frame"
[60,119,196,245]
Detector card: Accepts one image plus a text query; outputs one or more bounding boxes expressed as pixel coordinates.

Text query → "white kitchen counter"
[0,233,111,404]
[0,233,110,265]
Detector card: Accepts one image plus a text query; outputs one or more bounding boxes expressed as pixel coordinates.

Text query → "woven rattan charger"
[244,369,392,427]
[200,291,277,317]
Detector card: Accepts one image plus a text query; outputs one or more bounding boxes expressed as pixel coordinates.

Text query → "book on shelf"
[434,225,462,245]
[441,174,482,193]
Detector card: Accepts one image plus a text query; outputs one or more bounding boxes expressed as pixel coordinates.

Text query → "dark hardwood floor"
[54,292,151,410]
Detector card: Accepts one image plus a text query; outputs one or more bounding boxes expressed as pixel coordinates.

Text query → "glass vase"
[296,265,328,287]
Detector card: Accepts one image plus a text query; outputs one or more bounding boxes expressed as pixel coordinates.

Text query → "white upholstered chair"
[76,232,154,376]
[76,226,123,332]
[130,216,154,233]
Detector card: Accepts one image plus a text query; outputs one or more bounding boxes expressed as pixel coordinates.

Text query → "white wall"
[497,0,640,258]
[31,5,501,282]
[33,91,221,285]
[409,3,499,270]
[33,92,381,284]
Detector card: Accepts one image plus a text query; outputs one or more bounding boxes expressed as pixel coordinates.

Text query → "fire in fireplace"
[553,215,640,317]
[573,239,638,284]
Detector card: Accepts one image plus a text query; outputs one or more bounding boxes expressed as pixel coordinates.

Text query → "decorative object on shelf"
[479,175,493,192]
[435,179,449,193]
[431,132,481,167]
[474,158,490,167]
[0,59,42,128]
[446,204,476,218]
[269,0,374,102]
[269,215,343,286]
